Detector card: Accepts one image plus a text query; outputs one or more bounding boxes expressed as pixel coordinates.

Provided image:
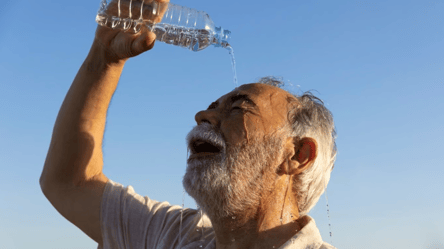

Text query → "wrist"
[87,39,128,69]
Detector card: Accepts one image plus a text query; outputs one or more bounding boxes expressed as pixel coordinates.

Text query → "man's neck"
[212,218,303,249]
[210,175,304,249]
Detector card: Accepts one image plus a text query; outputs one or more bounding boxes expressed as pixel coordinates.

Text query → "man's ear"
[279,137,317,176]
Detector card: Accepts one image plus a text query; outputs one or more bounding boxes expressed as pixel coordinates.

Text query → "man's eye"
[207,102,218,110]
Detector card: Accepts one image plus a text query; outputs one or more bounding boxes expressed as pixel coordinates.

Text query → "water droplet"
[199,245,203,248]
[182,189,186,208]
[232,216,236,219]
[324,180,333,244]
[231,238,235,242]
[200,209,204,238]
[179,189,186,248]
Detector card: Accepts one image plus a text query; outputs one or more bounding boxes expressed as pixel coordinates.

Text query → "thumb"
[131,31,157,56]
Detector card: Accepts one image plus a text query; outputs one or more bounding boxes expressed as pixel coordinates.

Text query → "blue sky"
[1,0,443,248]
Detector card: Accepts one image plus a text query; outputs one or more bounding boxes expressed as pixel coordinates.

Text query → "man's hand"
[94,0,169,62]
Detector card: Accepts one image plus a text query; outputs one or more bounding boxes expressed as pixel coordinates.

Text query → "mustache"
[186,123,226,152]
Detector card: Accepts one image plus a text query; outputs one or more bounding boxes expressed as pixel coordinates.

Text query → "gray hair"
[258,76,337,216]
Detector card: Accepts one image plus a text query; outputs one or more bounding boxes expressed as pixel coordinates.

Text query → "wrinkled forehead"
[218,83,298,125]
[218,83,296,105]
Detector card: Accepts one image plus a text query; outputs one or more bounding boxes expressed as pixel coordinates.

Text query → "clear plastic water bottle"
[96,0,231,52]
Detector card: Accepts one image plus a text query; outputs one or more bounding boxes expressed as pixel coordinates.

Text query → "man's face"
[183,83,296,219]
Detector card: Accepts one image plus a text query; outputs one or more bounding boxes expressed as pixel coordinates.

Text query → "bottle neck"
[213,27,231,48]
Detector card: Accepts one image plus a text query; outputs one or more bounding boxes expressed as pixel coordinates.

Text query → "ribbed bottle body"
[96,0,230,51]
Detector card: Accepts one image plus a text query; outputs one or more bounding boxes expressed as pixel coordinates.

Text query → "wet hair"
[257,76,337,216]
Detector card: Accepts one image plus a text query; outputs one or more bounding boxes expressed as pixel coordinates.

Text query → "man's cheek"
[221,121,247,145]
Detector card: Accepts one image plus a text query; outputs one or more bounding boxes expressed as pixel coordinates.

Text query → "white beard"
[183,123,285,220]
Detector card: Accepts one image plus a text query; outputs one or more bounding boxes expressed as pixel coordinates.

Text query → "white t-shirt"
[98,179,336,249]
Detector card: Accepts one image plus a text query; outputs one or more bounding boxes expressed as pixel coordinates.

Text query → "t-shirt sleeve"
[99,179,187,249]
[319,242,337,249]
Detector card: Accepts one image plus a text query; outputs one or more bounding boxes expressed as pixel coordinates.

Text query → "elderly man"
[40,1,337,248]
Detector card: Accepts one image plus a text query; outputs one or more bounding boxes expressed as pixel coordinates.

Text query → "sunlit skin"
[195,83,318,249]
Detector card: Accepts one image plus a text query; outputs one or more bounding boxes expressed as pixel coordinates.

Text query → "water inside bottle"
[152,24,215,52]
[151,23,238,86]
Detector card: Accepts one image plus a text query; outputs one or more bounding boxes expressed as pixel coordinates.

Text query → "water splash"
[324,181,333,244]
[226,45,238,86]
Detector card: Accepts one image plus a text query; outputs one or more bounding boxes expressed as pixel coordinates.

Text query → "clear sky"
[1,0,443,248]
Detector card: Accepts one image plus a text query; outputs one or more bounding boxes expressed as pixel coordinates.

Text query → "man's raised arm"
[39,0,169,245]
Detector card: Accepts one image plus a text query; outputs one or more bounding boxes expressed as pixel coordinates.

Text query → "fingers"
[96,0,166,60]
[104,0,169,24]
[131,31,156,56]
[154,1,169,23]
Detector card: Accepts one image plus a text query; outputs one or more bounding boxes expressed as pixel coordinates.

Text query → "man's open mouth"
[189,139,222,157]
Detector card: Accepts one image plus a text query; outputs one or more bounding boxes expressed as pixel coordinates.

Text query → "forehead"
[217,83,298,127]
[218,83,294,104]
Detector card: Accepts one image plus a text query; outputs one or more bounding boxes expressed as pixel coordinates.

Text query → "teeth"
[195,141,205,146]
[191,139,220,154]
[194,140,212,147]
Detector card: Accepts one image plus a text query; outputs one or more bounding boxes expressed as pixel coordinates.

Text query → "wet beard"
[183,135,285,221]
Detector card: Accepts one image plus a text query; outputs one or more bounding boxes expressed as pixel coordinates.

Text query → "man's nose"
[195,110,219,126]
